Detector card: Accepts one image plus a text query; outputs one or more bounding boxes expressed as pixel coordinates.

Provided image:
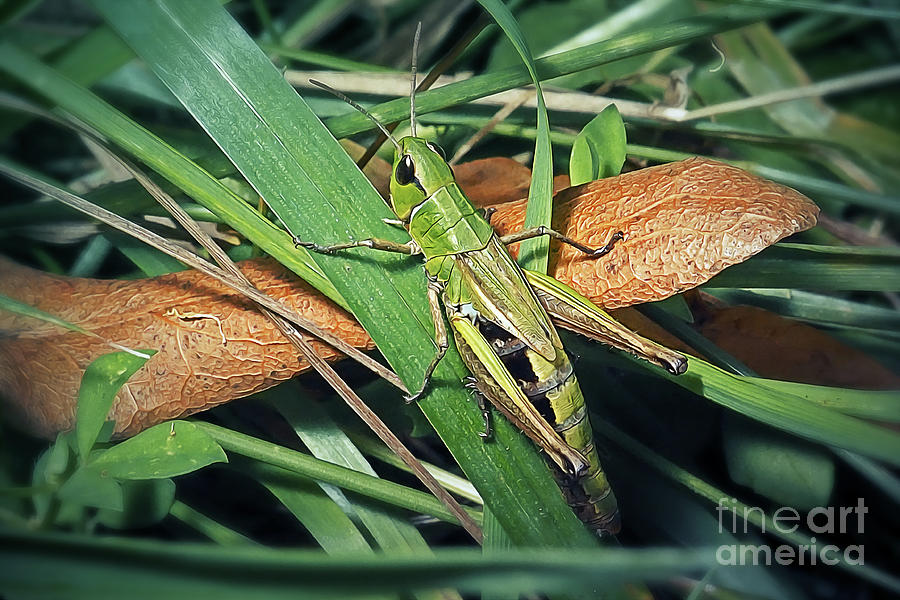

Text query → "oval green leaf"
[87,420,227,480]
[569,104,626,185]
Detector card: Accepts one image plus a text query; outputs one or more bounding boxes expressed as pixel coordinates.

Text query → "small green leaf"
[96,479,176,529]
[75,350,155,462]
[45,432,74,479]
[58,468,123,511]
[569,104,626,185]
[30,436,75,522]
[87,421,227,480]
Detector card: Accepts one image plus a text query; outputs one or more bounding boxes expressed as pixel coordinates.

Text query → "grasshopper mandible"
[300,55,687,536]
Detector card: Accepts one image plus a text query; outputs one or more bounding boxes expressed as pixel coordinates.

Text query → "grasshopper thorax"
[389,137,455,221]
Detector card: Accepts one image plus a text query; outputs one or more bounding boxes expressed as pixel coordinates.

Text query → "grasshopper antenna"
[410,21,422,137]
[309,78,401,151]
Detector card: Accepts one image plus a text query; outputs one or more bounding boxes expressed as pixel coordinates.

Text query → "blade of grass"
[193,421,481,527]
[0,528,717,599]
[707,244,900,291]
[475,0,553,272]
[659,358,900,466]
[168,500,257,546]
[270,387,459,562]
[703,288,900,331]
[239,460,378,556]
[88,0,596,547]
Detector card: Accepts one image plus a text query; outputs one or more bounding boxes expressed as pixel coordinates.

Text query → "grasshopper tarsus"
[586,231,624,258]
[293,239,334,255]
[403,389,425,404]
[499,226,625,259]
[666,355,689,376]
[478,409,492,439]
[404,342,449,404]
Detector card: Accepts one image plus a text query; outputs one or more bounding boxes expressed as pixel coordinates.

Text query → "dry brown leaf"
[450,158,534,206]
[693,303,900,389]
[485,158,819,308]
[0,257,372,438]
[0,157,820,438]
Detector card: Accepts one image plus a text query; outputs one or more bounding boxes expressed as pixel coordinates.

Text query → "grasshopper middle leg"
[500,226,623,258]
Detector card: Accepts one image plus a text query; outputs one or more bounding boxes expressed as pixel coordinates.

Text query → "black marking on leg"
[588,231,624,257]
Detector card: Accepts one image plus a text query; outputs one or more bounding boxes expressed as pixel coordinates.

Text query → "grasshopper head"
[389,137,455,221]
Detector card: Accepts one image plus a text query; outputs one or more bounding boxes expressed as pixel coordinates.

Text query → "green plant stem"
[169,500,258,546]
[192,422,482,527]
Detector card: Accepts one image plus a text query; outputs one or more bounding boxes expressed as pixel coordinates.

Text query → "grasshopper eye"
[395,154,415,186]
[426,142,446,161]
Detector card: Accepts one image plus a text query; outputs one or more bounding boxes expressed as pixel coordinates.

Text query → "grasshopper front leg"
[500,226,623,258]
[404,276,450,403]
[295,237,421,256]
[296,235,450,401]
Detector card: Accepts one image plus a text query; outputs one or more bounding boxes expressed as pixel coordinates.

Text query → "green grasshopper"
[301,74,687,535]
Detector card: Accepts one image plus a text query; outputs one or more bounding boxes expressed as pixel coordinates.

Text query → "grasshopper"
[301,69,687,535]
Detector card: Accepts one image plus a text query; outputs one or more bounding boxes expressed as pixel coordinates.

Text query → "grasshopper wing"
[455,235,561,362]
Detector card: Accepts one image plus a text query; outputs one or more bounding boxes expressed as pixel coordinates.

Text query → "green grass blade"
[0,25,133,140]
[0,292,92,337]
[476,0,553,272]
[243,460,378,556]
[270,390,446,560]
[168,500,257,546]
[707,244,900,291]
[87,0,597,548]
[703,288,900,331]
[0,528,717,599]
[193,422,480,528]
[663,359,900,466]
